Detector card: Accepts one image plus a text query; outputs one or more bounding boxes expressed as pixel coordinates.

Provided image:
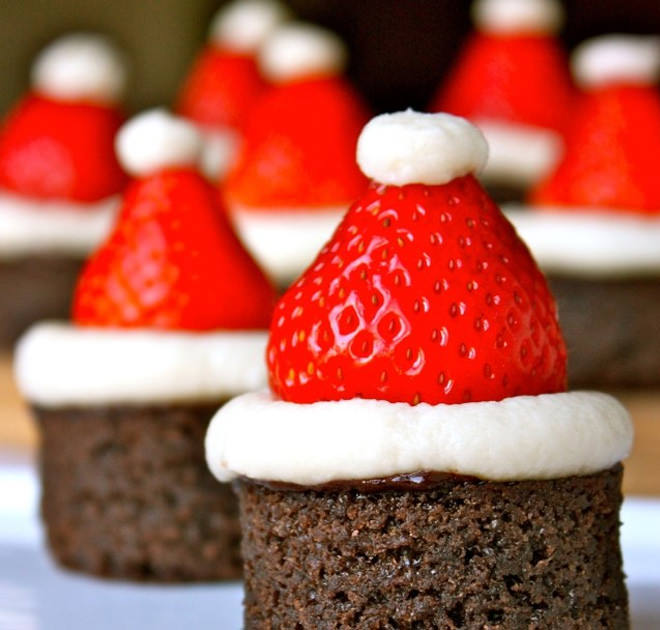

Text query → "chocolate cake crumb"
[0,255,82,348]
[238,466,628,629]
[36,403,241,582]
[550,275,660,388]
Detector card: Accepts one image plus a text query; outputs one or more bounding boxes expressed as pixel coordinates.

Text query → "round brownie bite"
[15,109,276,581]
[206,111,633,628]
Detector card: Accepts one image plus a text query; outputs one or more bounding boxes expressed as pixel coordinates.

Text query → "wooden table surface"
[1,354,658,496]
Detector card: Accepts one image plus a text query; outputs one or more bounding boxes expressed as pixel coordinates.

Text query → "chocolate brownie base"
[0,255,82,348]
[549,275,660,388]
[238,466,627,629]
[484,181,528,205]
[35,403,241,582]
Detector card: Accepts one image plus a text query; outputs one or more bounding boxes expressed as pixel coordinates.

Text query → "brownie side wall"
[550,275,660,388]
[0,255,82,348]
[238,467,628,629]
[36,403,241,582]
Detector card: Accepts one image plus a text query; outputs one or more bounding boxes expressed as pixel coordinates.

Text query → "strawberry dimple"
[267,175,566,405]
[0,94,126,202]
[73,168,276,330]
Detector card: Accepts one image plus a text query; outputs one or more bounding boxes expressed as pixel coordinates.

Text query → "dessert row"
[2,0,660,390]
[14,105,633,627]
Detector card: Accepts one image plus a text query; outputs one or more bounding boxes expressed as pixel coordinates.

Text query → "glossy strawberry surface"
[268,175,566,405]
[433,34,574,132]
[0,94,126,202]
[532,85,660,213]
[176,48,266,131]
[225,77,369,209]
[74,168,276,330]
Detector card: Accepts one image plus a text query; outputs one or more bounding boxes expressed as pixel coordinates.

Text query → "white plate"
[1,453,659,630]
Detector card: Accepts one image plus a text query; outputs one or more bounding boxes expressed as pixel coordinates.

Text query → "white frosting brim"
[205,390,633,484]
[477,121,562,185]
[230,205,346,283]
[506,205,660,276]
[0,192,118,259]
[15,323,268,406]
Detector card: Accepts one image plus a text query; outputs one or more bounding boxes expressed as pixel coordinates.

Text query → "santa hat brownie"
[15,109,277,581]
[0,34,128,347]
[224,22,370,286]
[74,109,276,330]
[431,0,574,196]
[531,35,660,214]
[176,0,289,180]
[0,34,127,204]
[267,111,566,405]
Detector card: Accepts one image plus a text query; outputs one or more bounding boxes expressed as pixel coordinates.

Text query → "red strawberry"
[225,77,369,209]
[432,34,574,133]
[73,168,276,330]
[531,85,660,213]
[176,49,266,131]
[267,174,566,405]
[0,94,126,202]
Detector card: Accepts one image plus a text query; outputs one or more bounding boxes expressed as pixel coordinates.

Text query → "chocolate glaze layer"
[241,470,486,494]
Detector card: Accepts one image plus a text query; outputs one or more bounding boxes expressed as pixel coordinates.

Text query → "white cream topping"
[259,23,347,83]
[230,204,346,284]
[476,120,562,185]
[472,0,563,34]
[506,206,660,276]
[31,34,127,104]
[0,191,118,258]
[15,323,268,406]
[357,111,488,187]
[116,109,203,177]
[209,0,289,53]
[198,127,240,180]
[572,35,660,88]
[205,390,633,484]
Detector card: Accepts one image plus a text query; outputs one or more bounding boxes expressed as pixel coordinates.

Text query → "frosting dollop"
[472,0,563,34]
[116,109,203,176]
[259,23,347,83]
[31,33,127,104]
[356,111,488,186]
[15,323,268,406]
[205,390,632,484]
[572,35,660,88]
[208,0,289,52]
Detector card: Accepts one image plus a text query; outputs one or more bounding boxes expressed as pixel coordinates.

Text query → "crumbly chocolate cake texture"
[36,403,241,581]
[238,467,628,629]
[0,255,82,348]
[549,275,660,388]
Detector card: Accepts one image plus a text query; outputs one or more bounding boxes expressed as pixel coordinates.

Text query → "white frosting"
[477,120,562,185]
[259,23,347,82]
[31,34,126,104]
[116,109,203,177]
[0,191,118,258]
[356,111,488,187]
[506,206,660,276]
[14,323,268,406]
[472,0,563,34]
[230,204,346,283]
[205,390,633,484]
[198,127,240,180]
[572,35,660,88]
[209,0,289,52]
